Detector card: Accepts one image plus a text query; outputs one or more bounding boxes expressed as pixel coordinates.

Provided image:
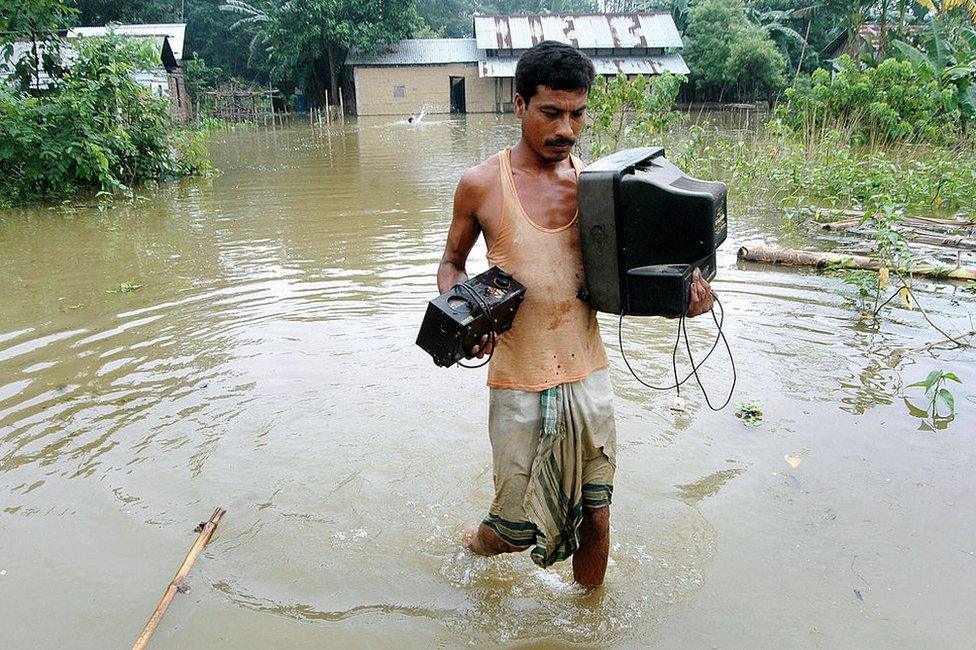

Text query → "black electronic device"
[578,147,728,316]
[416,266,526,368]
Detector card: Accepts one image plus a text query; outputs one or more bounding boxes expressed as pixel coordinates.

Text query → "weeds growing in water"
[907,369,963,418]
[669,124,976,218]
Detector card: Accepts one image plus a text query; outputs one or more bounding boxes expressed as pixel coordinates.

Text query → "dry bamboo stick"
[737,244,976,280]
[819,219,861,231]
[811,207,976,230]
[820,220,976,250]
[132,507,226,650]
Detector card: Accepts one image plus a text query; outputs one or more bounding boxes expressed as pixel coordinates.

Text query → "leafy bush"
[776,55,961,146]
[584,72,685,158]
[0,32,209,207]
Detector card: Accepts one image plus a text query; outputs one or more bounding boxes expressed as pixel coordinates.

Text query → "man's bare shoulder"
[456,154,501,198]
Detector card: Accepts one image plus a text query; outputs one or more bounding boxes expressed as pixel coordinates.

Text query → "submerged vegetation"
[0,32,210,207]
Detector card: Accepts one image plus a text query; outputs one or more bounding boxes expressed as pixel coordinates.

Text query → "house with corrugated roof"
[346,13,688,117]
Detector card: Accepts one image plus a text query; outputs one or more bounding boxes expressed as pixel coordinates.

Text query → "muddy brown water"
[1,115,974,648]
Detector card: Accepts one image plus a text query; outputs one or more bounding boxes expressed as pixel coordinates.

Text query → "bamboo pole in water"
[821,221,976,251]
[812,207,976,231]
[132,507,226,650]
[737,244,976,280]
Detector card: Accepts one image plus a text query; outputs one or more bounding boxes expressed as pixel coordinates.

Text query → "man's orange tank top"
[486,148,609,391]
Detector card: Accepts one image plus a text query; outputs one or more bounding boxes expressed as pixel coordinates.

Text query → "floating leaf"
[111,282,144,294]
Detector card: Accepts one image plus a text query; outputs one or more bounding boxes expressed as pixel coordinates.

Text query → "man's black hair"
[515,41,596,104]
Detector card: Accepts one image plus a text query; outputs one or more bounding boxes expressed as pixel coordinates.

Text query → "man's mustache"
[546,138,575,147]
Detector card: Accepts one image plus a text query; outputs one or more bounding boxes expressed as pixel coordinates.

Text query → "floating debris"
[108,282,143,294]
[734,401,763,427]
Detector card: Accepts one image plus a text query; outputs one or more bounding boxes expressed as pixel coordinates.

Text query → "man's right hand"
[469,333,495,359]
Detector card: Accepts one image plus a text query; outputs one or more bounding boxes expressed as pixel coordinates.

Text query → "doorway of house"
[449,77,466,113]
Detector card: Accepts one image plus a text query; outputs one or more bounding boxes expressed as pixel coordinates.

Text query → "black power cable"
[617,291,736,411]
[454,282,497,369]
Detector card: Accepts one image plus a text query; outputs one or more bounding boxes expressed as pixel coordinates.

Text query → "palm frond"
[221,0,267,18]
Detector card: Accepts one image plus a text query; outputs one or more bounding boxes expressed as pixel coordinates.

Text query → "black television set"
[577,147,728,317]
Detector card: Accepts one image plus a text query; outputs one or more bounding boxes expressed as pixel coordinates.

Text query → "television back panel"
[578,148,727,316]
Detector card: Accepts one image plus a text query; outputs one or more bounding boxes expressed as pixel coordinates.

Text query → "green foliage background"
[0,33,209,206]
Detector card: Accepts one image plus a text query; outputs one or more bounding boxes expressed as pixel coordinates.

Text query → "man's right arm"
[438,169,496,359]
[437,170,483,294]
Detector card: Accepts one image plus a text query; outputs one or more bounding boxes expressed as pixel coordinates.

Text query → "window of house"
[393,85,406,98]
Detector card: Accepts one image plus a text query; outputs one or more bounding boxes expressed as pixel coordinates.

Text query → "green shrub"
[776,55,961,146]
[0,32,209,207]
[584,72,685,159]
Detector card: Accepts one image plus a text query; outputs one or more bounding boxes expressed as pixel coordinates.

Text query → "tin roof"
[473,13,682,51]
[69,23,186,60]
[479,53,689,78]
[346,39,481,65]
[1,24,184,90]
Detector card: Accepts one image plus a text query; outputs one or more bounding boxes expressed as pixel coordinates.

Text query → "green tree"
[223,0,421,108]
[416,0,478,37]
[892,15,976,126]
[684,0,787,101]
[729,27,787,101]
[69,0,180,25]
[683,0,739,97]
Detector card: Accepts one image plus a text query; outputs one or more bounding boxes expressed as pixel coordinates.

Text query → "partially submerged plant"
[109,282,143,294]
[907,369,963,416]
[734,401,764,427]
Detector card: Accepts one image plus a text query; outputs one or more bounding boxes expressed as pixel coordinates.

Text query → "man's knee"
[582,506,610,537]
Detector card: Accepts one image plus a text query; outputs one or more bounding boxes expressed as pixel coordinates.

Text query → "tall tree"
[683,0,787,101]
[69,0,181,25]
[223,0,421,107]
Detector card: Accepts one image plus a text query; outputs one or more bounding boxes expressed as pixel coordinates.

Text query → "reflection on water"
[1,115,974,648]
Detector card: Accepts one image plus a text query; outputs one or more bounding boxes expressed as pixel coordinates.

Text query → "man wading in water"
[437,42,714,588]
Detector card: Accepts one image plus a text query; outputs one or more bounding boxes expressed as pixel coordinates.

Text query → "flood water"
[1,115,975,648]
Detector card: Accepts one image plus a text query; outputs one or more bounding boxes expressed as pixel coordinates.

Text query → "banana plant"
[891,15,976,125]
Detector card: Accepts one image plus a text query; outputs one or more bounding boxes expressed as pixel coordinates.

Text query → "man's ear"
[513,92,526,118]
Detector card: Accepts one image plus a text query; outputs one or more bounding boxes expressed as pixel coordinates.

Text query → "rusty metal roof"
[346,39,481,66]
[479,53,688,78]
[473,13,682,51]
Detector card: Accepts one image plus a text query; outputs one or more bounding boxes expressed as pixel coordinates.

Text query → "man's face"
[514,85,588,163]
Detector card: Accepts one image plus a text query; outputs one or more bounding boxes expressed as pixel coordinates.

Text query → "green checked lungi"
[482,368,616,567]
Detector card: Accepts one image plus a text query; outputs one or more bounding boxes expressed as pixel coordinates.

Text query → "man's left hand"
[687,268,715,317]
